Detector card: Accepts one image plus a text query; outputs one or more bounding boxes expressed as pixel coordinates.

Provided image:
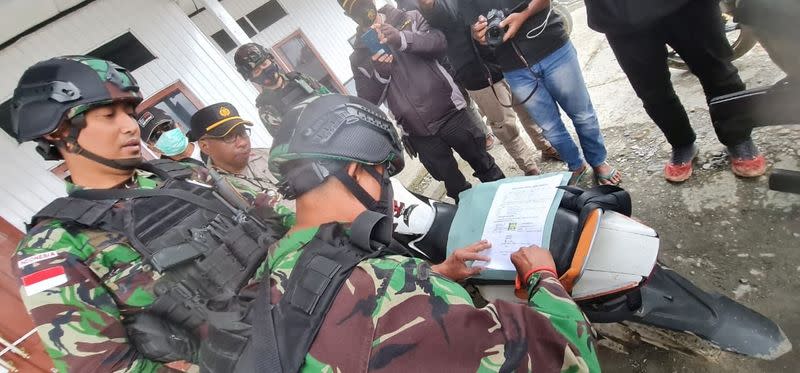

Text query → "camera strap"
[470,37,538,108]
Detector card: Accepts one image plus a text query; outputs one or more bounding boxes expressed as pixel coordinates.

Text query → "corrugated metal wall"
[191,0,367,88]
[0,0,271,231]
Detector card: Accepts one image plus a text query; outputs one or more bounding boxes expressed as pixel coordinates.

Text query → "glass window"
[247,1,287,31]
[236,17,258,37]
[211,29,237,53]
[274,33,344,93]
[88,32,155,71]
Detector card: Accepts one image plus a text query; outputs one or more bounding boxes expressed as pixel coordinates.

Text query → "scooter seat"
[549,208,581,275]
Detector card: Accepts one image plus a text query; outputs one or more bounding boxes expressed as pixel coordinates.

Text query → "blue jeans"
[504,41,608,171]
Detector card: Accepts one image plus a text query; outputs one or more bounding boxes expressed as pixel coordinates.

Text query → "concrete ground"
[395,5,800,372]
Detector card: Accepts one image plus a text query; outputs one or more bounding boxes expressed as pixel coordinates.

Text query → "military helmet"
[234,43,275,80]
[269,94,404,197]
[10,56,142,144]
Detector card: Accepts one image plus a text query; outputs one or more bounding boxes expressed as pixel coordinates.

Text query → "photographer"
[342,0,505,201]
[471,0,621,186]
[418,0,560,176]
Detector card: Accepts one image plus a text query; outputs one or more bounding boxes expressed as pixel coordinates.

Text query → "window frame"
[271,30,346,94]
[136,81,205,160]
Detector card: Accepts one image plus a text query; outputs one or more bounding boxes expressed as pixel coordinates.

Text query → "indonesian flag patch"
[22,266,68,296]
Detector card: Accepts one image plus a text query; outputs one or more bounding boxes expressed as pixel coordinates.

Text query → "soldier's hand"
[510,245,557,279]
[431,240,491,281]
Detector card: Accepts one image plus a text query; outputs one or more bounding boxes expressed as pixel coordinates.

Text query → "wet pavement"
[397,5,799,372]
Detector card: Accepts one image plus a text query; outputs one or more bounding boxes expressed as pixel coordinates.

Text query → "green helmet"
[10,56,143,167]
[269,94,404,199]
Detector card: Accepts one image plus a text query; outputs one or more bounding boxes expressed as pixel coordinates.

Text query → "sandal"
[568,164,591,186]
[594,164,621,186]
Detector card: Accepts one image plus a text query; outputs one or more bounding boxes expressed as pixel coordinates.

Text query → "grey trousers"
[468,80,552,173]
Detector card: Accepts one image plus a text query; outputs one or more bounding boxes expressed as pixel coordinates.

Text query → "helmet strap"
[56,114,142,171]
[332,164,393,217]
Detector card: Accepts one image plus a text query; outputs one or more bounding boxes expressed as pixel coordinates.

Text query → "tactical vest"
[199,211,401,373]
[30,159,286,363]
[256,73,320,136]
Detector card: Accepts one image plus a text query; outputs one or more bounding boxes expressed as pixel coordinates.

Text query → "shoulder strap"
[251,274,282,372]
[140,159,195,180]
[69,185,232,217]
[248,212,392,373]
[29,197,116,231]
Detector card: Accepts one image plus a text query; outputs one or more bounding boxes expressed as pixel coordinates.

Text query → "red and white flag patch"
[22,266,68,296]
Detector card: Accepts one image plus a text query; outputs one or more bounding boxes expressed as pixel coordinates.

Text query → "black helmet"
[10,56,143,167]
[137,107,175,142]
[234,43,274,80]
[269,94,404,202]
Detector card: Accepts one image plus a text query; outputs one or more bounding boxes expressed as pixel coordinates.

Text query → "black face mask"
[252,63,281,87]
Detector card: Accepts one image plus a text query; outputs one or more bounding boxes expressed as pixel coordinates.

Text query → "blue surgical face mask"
[155,128,189,157]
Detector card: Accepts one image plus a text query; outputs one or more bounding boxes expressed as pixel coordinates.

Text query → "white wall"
[191,0,361,87]
[0,0,271,231]
[0,0,84,44]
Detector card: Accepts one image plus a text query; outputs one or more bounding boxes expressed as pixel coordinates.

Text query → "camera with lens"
[485,8,506,47]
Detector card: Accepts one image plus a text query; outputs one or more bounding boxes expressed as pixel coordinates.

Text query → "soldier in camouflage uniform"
[189,102,295,226]
[9,56,286,372]
[201,94,601,372]
[234,43,331,138]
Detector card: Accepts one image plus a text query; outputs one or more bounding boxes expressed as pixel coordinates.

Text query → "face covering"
[252,63,281,87]
[155,128,189,157]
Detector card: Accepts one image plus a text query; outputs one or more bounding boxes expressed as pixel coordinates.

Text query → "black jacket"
[350,6,467,137]
[420,0,504,90]
[584,0,690,35]
[464,0,569,71]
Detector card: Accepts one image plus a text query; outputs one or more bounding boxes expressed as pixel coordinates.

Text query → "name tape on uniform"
[17,251,58,268]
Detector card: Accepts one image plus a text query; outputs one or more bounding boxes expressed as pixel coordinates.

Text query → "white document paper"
[478,174,564,271]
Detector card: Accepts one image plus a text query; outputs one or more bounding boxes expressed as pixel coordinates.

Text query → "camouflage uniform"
[252,226,601,372]
[12,163,292,373]
[12,172,179,373]
[255,72,331,134]
[207,148,295,227]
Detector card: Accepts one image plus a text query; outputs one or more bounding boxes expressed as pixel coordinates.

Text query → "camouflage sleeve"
[523,271,601,372]
[307,256,600,372]
[274,205,296,229]
[299,73,330,94]
[12,221,178,373]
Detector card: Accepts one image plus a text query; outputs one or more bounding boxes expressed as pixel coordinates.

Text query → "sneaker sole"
[665,147,699,183]
[665,169,693,183]
[732,166,767,178]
